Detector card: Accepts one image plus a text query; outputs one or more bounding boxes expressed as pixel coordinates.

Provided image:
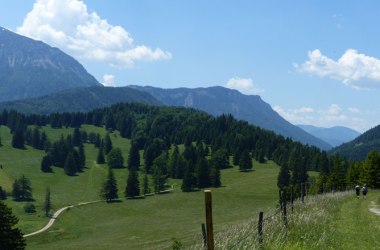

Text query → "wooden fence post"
[201,223,207,247]
[258,211,263,244]
[205,190,214,250]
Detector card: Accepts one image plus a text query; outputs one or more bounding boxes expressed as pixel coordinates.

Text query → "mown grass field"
[0,125,280,249]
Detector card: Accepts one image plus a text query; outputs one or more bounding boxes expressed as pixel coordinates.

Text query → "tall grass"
[190,191,353,250]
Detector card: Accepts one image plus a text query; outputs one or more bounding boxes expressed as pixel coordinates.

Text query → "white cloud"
[17,0,172,68]
[348,107,360,113]
[225,77,265,95]
[101,74,115,87]
[296,49,380,89]
[273,104,368,132]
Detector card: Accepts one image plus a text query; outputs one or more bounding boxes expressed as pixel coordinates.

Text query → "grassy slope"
[0,125,280,249]
[202,190,380,249]
[331,190,380,249]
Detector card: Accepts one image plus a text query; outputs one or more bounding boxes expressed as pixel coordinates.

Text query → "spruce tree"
[239,150,252,172]
[127,142,140,170]
[12,176,33,201]
[195,158,211,188]
[41,155,52,172]
[73,127,81,147]
[0,186,7,200]
[107,148,124,169]
[168,145,180,178]
[43,187,52,217]
[0,201,26,249]
[104,133,113,155]
[277,163,290,190]
[11,129,25,149]
[32,127,40,149]
[101,167,119,202]
[210,165,221,188]
[78,144,86,171]
[125,168,140,198]
[181,161,195,192]
[97,146,105,164]
[142,174,150,195]
[64,152,77,176]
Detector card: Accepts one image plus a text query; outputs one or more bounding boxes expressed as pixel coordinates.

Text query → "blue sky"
[1,0,380,132]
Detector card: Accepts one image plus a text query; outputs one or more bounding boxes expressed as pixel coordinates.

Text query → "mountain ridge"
[0,26,100,102]
[298,125,361,147]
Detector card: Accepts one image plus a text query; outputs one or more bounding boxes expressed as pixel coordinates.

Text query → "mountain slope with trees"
[129,85,332,150]
[298,125,361,147]
[0,86,161,114]
[330,124,380,160]
[0,27,100,102]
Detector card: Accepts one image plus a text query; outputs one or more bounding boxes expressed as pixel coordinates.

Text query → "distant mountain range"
[0,86,161,114]
[0,26,99,102]
[298,125,361,148]
[129,85,332,150]
[330,125,380,160]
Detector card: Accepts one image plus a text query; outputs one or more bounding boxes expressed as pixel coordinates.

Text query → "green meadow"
[0,125,280,249]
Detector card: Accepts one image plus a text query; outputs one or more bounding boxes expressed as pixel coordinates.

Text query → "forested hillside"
[331,124,380,160]
[0,102,358,195]
[129,85,332,150]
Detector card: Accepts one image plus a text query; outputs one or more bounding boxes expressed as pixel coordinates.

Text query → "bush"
[24,203,36,213]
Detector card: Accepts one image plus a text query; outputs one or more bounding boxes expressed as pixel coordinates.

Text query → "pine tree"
[43,187,52,217]
[100,167,119,202]
[127,142,140,170]
[64,152,77,176]
[97,146,105,164]
[0,201,26,249]
[125,168,140,198]
[239,150,253,172]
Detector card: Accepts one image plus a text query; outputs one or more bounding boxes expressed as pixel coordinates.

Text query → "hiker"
[362,184,368,199]
[355,184,360,199]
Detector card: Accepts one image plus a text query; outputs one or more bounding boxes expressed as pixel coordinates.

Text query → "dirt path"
[23,200,103,238]
[23,186,174,238]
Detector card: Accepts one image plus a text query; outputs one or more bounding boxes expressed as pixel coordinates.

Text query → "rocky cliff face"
[0,27,100,102]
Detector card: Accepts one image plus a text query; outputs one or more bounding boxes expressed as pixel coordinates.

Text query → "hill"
[0,86,161,114]
[298,125,360,147]
[330,124,380,160]
[0,27,100,102]
[129,85,332,150]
